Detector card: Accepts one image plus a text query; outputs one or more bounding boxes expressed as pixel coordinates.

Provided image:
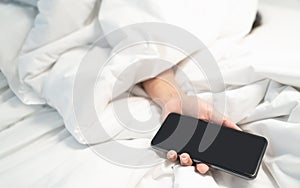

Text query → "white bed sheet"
[0,1,300,188]
[0,70,172,188]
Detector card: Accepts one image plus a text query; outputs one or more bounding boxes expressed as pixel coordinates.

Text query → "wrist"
[142,68,187,109]
[143,77,185,108]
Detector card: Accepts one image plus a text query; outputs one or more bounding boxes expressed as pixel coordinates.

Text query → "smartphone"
[151,113,268,179]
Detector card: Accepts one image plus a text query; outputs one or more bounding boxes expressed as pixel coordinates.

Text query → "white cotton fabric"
[6,0,258,144]
[0,2,36,93]
[16,0,37,6]
[99,0,257,46]
[1,0,300,188]
[1,0,38,7]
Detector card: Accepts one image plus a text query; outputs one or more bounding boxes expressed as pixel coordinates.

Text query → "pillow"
[99,0,258,47]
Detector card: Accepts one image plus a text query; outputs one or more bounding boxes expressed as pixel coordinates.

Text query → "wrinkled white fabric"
[10,0,258,144]
[1,0,300,188]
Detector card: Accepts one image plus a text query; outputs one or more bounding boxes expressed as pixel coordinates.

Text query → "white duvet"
[0,0,300,187]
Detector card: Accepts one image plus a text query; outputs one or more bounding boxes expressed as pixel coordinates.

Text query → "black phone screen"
[151,113,268,179]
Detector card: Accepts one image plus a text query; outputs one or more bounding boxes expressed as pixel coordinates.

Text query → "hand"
[162,95,241,174]
[142,68,241,174]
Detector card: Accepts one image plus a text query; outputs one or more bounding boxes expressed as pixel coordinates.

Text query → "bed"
[0,0,299,187]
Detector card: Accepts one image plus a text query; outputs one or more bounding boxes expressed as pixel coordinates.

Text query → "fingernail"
[181,155,188,163]
[167,150,176,159]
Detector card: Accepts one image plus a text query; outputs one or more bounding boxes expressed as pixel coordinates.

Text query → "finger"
[162,111,170,121]
[196,163,210,174]
[179,153,193,166]
[167,150,178,162]
[222,117,242,131]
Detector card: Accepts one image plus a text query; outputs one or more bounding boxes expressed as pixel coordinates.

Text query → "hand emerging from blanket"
[143,68,241,174]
